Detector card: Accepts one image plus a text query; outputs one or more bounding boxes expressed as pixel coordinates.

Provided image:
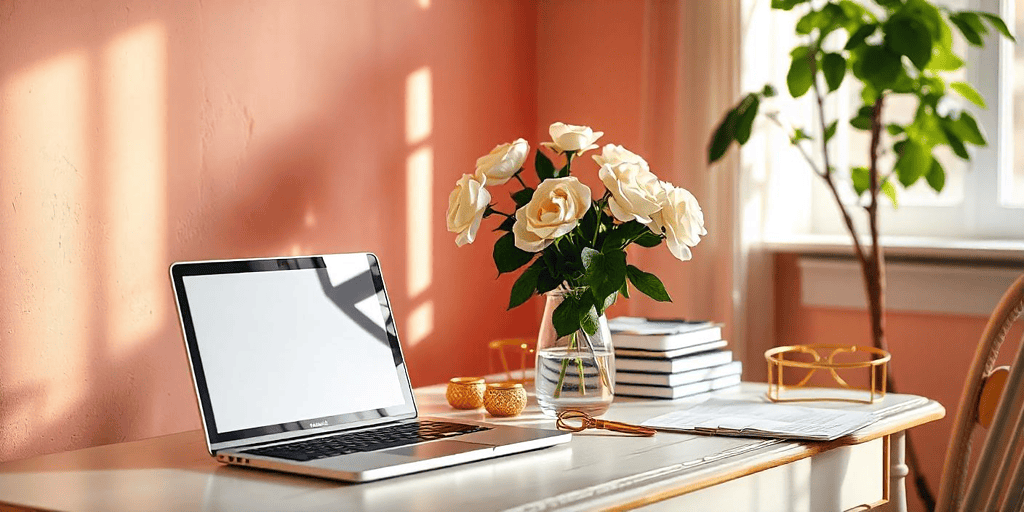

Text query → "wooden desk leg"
[876,432,908,512]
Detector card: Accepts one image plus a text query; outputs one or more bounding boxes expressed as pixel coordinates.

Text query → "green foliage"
[951,81,985,108]
[480,135,689,338]
[535,149,555,181]
[822,53,847,92]
[493,233,533,274]
[625,265,671,302]
[706,0,1012,215]
[787,46,816,97]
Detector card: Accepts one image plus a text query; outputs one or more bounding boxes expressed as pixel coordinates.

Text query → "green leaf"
[511,187,534,208]
[578,204,599,243]
[949,111,987,146]
[960,12,990,37]
[791,127,812,143]
[850,105,874,130]
[634,230,663,248]
[950,82,986,108]
[582,248,626,302]
[493,232,534,274]
[845,23,876,50]
[601,220,646,251]
[796,10,819,35]
[625,265,671,302]
[860,45,902,90]
[926,158,946,192]
[941,124,969,159]
[599,290,618,316]
[619,279,630,299]
[536,267,562,294]
[885,16,932,69]
[824,120,839,143]
[949,14,984,46]
[508,262,542,310]
[927,45,964,71]
[771,0,809,10]
[851,166,870,196]
[978,12,1016,42]
[787,47,816,98]
[552,293,582,338]
[708,108,739,164]
[535,149,555,181]
[894,139,931,187]
[734,94,760,144]
[822,53,847,92]
[762,84,778,97]
[887,124,905,136]
[579,301,600,336]
[493,215,516,232]
[881,178,899,208]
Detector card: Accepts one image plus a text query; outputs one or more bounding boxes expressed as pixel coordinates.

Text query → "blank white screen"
[183,255,405,433]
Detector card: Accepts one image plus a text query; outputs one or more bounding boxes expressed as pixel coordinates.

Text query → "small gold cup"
[446,377,486,409]
[483,382,527,417]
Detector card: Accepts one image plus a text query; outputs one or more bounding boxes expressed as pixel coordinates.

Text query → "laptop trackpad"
[383,439,494,458]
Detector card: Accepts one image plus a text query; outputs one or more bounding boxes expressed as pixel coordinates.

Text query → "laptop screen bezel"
[170,253,418,451]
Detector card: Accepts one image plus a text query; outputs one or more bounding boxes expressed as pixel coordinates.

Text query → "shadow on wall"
[0,0,539,462]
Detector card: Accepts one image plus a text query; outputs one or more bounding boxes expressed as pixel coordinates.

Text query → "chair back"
[936,273,1024,512]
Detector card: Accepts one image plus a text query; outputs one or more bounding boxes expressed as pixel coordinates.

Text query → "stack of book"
[609,317,741,399]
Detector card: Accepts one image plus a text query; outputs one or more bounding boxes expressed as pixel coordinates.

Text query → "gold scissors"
[556,410,656,437]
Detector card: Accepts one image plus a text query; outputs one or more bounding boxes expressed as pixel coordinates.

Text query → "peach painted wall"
[774,252,1024,512]
[0,0,541,462]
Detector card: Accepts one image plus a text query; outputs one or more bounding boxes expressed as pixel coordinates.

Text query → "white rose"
[598,161,663,224]
[474,138,529,186]
[512,177,592,252]
[592,144,649,172]
[650,183,707,261]
[540,122,603,155]
[446,174,491,247]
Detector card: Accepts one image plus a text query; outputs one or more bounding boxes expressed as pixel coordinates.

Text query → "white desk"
[0,383,943,512]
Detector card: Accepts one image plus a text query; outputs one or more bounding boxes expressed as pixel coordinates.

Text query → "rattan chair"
[936,272,1024,512]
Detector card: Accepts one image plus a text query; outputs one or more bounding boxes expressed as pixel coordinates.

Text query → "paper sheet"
[641,399,877,441]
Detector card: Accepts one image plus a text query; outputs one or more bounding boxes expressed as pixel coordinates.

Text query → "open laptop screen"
[171,253,417,447]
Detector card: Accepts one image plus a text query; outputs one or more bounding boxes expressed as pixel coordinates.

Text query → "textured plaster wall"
[0,0,540,462]
[774,252,1024,512]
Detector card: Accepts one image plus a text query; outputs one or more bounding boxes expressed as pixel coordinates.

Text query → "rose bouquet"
[446,122,707,413]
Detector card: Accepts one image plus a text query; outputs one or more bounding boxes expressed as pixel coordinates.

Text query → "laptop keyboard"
[241,420,490,462]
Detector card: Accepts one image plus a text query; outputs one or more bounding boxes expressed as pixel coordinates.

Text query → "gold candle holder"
[446,377,486,409]
[483,382,527,417]
[765,344,890,404]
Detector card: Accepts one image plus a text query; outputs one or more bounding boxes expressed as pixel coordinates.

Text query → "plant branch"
[514,172,528,189]
[765,114,826,178]
[809,66,870,273]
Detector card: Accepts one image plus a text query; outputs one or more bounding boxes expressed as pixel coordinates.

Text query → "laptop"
[170,252,570,482]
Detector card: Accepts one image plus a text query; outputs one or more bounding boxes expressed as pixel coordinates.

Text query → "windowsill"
[762,234,1024,262]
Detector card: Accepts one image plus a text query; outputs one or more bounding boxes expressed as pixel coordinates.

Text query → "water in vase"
[535,346,615,417]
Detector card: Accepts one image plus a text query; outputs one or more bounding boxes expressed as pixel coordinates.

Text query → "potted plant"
[707,0,1013,507]
[447,122,707,416]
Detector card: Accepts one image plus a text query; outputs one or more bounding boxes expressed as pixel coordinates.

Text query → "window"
[752,0,1023,242]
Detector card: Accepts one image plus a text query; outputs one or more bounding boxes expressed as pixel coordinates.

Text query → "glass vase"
[534,290,615,417]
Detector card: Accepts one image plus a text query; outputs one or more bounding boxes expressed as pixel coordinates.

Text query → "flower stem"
[514,172,528,189]
[580,328,611,391]
[553,336,572,399]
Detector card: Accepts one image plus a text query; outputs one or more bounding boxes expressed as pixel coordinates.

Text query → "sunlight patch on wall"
[0,50,91,418]
[405,301,434,346]
[103,22,169,352]
[405,67,432,146]
[406,146,433,297]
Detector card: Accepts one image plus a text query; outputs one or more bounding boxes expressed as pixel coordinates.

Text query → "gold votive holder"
[483,382,527,417]
[446,377,486,409]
